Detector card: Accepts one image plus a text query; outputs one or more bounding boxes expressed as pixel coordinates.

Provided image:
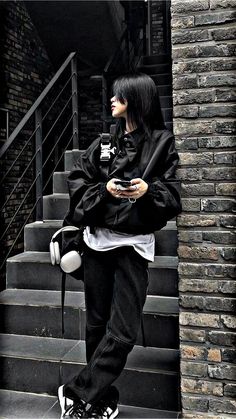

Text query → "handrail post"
[71,56,79,149]
[35,108,43,221]
[102,75,108,133]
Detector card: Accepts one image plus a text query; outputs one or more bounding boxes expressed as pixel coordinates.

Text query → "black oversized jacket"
[63,127,182,234]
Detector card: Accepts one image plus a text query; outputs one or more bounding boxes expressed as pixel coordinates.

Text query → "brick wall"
[171,0,236,417]
[150,1,165,55]
[0,1,54,288]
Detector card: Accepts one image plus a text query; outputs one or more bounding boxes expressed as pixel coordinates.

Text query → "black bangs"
[111,72,166,136]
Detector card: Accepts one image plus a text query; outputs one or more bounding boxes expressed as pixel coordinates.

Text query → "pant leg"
[64,246,149,404]
[82,244,115,363]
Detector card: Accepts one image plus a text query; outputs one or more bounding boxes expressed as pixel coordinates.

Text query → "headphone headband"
[51,226,81,242]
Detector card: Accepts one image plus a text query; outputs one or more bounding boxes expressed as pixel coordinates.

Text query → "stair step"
[160,95,173,109]
[7,251,178,296]
[142,54,171,65]
[156,85,172,97]
[138,62,172,75]
[150,73,172,85]
[0,334,180,410]
[43,193,176,220]
[0,389,179,418]
[24,220,178,256]
[43,194,69,220]
[0,289,179,347]
[64,149,84,171]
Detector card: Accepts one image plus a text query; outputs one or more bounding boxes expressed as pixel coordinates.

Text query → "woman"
[58,72,182,419]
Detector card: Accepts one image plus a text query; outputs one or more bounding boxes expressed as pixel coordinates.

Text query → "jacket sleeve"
[141,134,182,225]
[63,138,110,227]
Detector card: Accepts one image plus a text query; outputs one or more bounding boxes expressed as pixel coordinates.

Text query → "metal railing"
[0,52,78,273]
[102,3,147,132]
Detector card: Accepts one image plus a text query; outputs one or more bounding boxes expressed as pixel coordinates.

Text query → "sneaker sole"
[58,385,66,419]
[110,407,119,419]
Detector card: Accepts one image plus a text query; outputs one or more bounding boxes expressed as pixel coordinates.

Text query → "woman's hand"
[106,178,148,200]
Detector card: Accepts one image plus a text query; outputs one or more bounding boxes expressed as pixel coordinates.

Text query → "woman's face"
[110,96,127,119]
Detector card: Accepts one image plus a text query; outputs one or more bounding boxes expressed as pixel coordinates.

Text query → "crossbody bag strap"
[99,133,116,178]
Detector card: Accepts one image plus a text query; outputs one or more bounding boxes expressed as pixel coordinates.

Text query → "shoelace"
[88,401,111,418]
[65,399,86,418]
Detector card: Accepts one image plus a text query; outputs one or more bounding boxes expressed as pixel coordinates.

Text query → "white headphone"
[49,226,82,273]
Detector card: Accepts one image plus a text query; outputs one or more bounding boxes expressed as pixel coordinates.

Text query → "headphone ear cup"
[50,241,56,265]
[54,241,61,264]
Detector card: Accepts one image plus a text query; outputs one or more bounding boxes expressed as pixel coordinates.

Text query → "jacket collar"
[118,126,146,149]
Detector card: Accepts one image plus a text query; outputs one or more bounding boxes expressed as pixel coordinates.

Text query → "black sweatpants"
[64,243,149,405]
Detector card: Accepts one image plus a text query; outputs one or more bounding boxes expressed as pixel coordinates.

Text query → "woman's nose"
[111,96,115,102]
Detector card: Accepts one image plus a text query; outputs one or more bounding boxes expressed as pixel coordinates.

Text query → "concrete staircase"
[139,53,173,132]
[0,86,180,418]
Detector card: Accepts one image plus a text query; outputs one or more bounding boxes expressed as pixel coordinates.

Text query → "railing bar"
[0,52,76,158]
[0,125,39,185]
[42,74,73,122]
[42,93,73,146]
[0,197,40,271]
[43,133,73,192]
[0,174,40,241]
[42,113,74,169]
[0,146,40,212]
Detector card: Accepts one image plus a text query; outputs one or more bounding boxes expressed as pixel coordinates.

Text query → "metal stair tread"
[0,389,179,418]
[0,289,179,314]
[0,334,179,374]
[7,251,179,269]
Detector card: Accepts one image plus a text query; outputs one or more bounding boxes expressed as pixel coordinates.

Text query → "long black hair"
[111,72,166,137]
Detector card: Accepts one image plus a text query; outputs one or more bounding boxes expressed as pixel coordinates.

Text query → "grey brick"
[173,75,198,89]
[210,0,236,9]
[198,136,236,148]
[218,280,236,294]
[208,364,236,380]
[208,331,236,346]
[202,168,236,180]
[181,182,215,196]
[215,88,236,102]
[201,198,236,212]
[219,215,236,228]
[174,105,199,118]
[172,29,209,44]
[171,0,209,13]
[179,152,213,165]
[222,348,236,363]
[221,314,236,329]
[203,231,236,244]
[195,10,236,26]
[215,120,236,134]
[224,383,236,398]
[210,27,236,41]
[173,89,215,105]
[182,395,208,412]
[209,398,236,414]
[199,73,236,88]
[214,153,235,165]
[199,104,236,118]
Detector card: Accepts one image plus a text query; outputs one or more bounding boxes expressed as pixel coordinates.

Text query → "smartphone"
[114,179,132,190]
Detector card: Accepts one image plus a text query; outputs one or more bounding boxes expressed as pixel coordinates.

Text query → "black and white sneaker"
[85,398,119,419]
[58,385,87,418]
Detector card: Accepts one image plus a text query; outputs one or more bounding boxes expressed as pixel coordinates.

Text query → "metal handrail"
[0,52,79,275]
[0,52,76,158]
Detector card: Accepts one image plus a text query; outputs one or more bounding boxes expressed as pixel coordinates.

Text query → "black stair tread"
[0,289,179,314]
[0,389,179,418]
[7,251,179,269]
[25,219,177,229]
[0,334,179,373]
